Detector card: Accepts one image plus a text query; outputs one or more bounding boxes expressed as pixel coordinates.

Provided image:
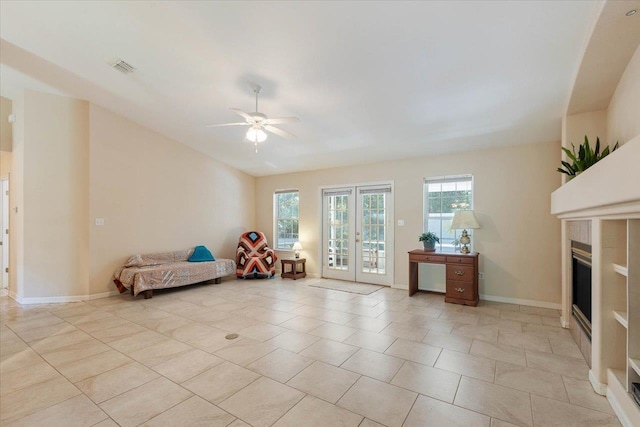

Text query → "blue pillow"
[188,245,215,262]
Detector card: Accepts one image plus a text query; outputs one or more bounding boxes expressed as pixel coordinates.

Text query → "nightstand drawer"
[446,281,475,301]
[446,256,475,265]
[410,253,446,263]
[446,264,474,282]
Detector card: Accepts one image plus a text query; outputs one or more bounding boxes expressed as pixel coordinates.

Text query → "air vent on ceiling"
[111,59,135,74]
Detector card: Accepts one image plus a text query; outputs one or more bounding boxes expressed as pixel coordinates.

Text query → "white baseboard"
[11,290,120,305]
[607,388,634,427]
[589,370,607,395]
[479,293,561,310]
[87,290,121,300]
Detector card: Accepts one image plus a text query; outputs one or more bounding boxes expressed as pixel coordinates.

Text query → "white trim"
[87,290,121,300]
[479,293,561,310]
[589,370,607,395]
[11,290,120,305]
[560,316,570,328]
[607,389,633,427]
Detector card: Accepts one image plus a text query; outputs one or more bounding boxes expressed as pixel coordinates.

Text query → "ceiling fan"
[206,86,299,152]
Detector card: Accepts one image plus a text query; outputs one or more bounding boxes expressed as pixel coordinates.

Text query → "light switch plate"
[479,272,485,279]
[95,218,105,226]
[397,220,405,226]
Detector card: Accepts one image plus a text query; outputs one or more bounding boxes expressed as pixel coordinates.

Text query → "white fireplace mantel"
[551,135,640,218]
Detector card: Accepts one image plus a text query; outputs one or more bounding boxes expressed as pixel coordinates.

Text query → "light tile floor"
[0,277,621,426]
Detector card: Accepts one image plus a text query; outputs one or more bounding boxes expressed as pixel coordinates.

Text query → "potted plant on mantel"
[557,135,619,179]
[418,232,439,251]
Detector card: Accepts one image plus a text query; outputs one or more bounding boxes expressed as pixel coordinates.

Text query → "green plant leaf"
[560,161,575,174]
[561,146,578,164]
[594,137,600,158]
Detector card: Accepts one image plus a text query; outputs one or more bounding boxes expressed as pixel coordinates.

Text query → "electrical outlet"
[479,272,485,280]
[397,219,404,226]
[95,218,105,226]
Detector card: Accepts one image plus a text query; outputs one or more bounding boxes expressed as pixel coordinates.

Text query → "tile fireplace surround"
[551,136,640,427]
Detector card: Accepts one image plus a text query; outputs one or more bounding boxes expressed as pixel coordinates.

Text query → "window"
[274,190,299,250]
[423,175,473,252]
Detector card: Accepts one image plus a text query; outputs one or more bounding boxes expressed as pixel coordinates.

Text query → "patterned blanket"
[113,249,235,297]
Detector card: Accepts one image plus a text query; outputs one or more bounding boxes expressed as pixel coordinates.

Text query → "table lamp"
[292,242,303,258]
[450,210,480,254]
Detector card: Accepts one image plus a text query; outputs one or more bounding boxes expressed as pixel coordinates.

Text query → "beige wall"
[0,151,11,180]
[89,104,256,294]
[9,94,24,298]
[256,140,562,305]
[563,110,607,149]
[22,90,90,299]
[9,89,256,300]
[607,43,640,147]
[0,96,12,152]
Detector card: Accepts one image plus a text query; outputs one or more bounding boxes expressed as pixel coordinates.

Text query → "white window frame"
[274,189,299,250]
[423,175,474,253]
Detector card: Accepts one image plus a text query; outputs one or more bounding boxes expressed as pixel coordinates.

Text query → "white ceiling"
[0,1,600,176]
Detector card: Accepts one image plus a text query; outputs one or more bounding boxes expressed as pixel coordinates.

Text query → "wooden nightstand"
[444,254,479,307]
[408,250,479,306]
[281,258,307,280]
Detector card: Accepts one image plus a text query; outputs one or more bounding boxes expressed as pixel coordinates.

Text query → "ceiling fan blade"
[230,108,254,122]
[264,117,300,125]
[205,122,250,127]
[264,125,295,139]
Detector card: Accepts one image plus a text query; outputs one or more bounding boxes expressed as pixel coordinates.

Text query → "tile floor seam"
[84,371,159,406]
[559,374,572,404]
[400,393,420,427]
[450,379,534,427]
[559,376,621,416]
[214,370,264,407]
[123,385,220,426]
[261,391,308,427]
[529,392,535,427]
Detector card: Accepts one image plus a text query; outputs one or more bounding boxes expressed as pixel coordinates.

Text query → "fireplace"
[571,241,592,339]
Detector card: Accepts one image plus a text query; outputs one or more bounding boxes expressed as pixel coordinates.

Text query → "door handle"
[355,238,361,242]
[455,288,465,293]
[455,270,464,276]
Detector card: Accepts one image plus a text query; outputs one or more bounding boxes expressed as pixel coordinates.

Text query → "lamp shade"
[450,210,480,230]
[292,242,303,251]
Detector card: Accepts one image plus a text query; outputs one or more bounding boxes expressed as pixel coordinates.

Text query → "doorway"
[1,178,8,290]
[321,183,394,286]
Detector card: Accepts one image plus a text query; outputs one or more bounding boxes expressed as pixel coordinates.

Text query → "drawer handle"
[425,257,430,260]
[455,287,465,293]
[457,258,462,262]
[455,270,464,276]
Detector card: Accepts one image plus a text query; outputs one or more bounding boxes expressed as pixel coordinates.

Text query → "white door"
[1,179,8,289]
[322,188,356,281]
[322,184,394,286]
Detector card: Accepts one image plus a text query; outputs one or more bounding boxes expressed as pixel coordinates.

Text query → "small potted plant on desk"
[418,232,439,251]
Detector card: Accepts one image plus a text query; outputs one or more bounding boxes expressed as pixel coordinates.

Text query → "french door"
[321,184,394,286]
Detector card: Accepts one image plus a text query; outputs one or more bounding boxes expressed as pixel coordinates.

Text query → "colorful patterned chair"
[236,231,277,279]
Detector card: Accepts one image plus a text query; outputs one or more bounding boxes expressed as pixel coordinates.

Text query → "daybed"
[113,248,235,298]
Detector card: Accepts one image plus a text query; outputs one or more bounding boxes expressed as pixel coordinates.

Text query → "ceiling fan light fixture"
[246,127,267,143]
